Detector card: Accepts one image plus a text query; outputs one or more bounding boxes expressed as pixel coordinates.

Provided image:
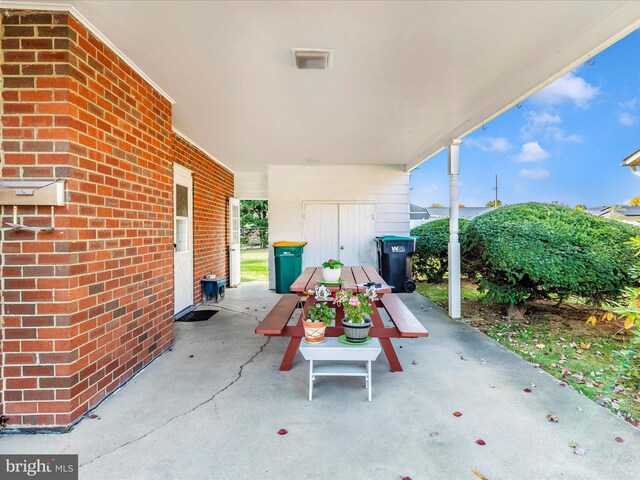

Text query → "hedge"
[410,218,470,282]
[462,203,639,308]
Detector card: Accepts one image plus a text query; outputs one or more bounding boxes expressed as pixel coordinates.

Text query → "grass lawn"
[240,248,268,282]
[416,280,640,427]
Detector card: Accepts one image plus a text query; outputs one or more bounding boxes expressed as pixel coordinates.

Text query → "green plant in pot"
[302,302,335,343]
[335,288,376,343]
[321,258,344,283]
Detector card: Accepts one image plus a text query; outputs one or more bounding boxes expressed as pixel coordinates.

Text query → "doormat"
[175,310,218,322]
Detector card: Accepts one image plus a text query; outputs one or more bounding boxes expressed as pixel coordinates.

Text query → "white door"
[303,203,339,268]
[229,198,241,287]
[303,203,376,267]
[174,164,193,315]
[339,203,376,266]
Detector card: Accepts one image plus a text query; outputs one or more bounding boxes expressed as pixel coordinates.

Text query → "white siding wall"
[267,164,410,288]
[234,172,268,199]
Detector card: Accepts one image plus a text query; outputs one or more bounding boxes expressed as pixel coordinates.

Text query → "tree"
[430,203,444,208]
[630,195,640,206]
[458,203,465,208]
[485,200,502,207]
[462,203,639,319]
[240,200,268,248]
[574,204,587,211]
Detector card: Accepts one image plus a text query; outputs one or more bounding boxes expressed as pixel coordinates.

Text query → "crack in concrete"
[79,306,271,468]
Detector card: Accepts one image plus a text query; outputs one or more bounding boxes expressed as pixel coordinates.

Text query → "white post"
[448,139,462,319]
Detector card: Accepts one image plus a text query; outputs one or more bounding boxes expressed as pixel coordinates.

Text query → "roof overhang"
[623,148,640,167]
[2,1,640,173]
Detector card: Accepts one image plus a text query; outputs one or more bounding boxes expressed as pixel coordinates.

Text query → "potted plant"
[335,287,377,343]
[302,302,335,343]
[322,258,344,282]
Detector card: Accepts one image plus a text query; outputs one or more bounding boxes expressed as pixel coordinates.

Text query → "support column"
[448,139,462,319]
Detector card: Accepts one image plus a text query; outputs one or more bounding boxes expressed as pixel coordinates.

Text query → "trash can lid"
[376,236,417,241]
[272,241,307,247]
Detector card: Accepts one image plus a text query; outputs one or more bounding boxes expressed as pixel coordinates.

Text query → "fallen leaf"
[615,437,624,443]
[569,441,577,448]
[586,316,597,326]
[430,432,439,437]
[411,360,418,365]
[574,446,587,456]
[546,413,559,422]
[489,384,495,389]
[460,355,467,361]
[479,358,487,365]
[472,468,489,480]
[530,383,536,388]
[475,439,486,446]
[579,342,591,349]
[87,414,100,420]
[535,343,545,349]
[577,406,583,412]
[277,429,288,435]
[523,388,532,393]
[402,477,412,480]
[453,411,463,417]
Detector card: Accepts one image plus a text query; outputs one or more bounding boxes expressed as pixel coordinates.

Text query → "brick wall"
[172,133,233,305]
[1,9,233,430]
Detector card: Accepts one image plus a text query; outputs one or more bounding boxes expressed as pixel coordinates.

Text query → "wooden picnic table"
[289,265,393,296]
[256,266,428,372]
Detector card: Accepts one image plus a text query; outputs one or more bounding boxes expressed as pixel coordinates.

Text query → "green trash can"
[273,241,307,294]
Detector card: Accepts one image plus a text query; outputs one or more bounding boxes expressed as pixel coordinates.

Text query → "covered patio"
[2,0,640,440]
[1,284,637,479]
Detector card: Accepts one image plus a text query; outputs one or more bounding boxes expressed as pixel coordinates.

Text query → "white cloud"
[519,167,550,180]
[618,112,637,126]
[528,110,562,126]
[531,72,598,108]
[422,183,439,194]
[520,109,582,142]
[514,141,550,163]
[545,126,583,143]
[465,136,512,153]
[619,98,638,110]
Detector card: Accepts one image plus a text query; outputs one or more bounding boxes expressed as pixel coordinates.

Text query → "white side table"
[298,337,382,401]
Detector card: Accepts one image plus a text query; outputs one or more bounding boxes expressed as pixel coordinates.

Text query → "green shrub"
[411,218,470,282]
[462,203,639,311]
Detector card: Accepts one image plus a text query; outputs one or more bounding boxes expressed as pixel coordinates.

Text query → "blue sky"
[410,29,640,208]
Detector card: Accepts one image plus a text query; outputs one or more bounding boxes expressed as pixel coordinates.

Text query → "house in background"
[410,204,494,229]
[586,205,640,225]
[1,1,640,432]
[623,148,640,176]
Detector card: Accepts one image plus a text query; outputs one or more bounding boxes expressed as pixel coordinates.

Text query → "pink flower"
[348,296,361,307]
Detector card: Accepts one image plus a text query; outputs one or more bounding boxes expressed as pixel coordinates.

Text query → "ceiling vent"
[291,49,332,69]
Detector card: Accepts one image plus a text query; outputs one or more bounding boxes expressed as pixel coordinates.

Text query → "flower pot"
[302,319,327,343]
[342,317,372,343]
[322,267,341,283]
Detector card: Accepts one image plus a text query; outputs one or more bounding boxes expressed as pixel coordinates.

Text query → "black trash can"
[273,241,306,294]
[375,236,417,293]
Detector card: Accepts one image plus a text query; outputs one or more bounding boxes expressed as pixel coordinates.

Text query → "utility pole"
[494,175,498,206]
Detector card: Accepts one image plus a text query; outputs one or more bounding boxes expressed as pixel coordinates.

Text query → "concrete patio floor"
[1,283,639,479]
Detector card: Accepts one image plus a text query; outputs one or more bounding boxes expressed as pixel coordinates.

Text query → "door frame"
[174,163,194,316]
[229,197,241,287]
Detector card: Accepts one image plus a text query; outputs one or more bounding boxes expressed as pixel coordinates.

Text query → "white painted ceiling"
[6,1,640,172]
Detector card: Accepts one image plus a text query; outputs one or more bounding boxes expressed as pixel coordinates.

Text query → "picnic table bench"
[255,266,428,372]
